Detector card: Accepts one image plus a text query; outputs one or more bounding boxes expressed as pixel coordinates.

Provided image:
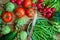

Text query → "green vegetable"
[17,31,27,40]
[1,25,11,35]
[28,18,56,40]
[43,0,60,11]
[5,2,15,12]
[0,31,17,40]
[50,12,60,33]
[15,18,25,30]
[32,0,37,3]
[0,10,2,16]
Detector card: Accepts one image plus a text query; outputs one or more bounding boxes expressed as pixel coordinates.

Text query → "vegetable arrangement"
[27,18,58,40]
[0,0,60,40]
[17,31,27,40]
[1,24,11,35]
[0,31,17,40]
[50,12,60,33]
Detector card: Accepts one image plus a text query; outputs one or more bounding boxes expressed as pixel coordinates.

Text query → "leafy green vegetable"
[32,0,37,3]
[0,31,17,40]
[50,12,60,33]
[17,31,27,40]
[43,0,60,11]
[5,2,15,12]
[15,18,25,30]
[1,25,11,35]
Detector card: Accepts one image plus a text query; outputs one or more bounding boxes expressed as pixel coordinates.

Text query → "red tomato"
[2,11,13,23]
[14,7,25,18]
[25,8,35,18]
[23,0,32,8]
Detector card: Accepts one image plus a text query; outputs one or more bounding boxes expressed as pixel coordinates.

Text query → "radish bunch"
[37,0,55,19]
[10,0,22,5]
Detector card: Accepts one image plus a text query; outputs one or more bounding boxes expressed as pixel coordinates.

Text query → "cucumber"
[0,31,17,40]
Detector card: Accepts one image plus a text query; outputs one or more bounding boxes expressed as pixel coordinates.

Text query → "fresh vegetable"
[15,18,25,30]
[28,18,57,40]
[17,31,27,40]
[32,0,37,3]
[15,0,22,5]
[2,11,13,23]
[31,3,35,8]
[1,25,11,35]
[5,2,15,12]
[46,12,52,19]
[50,12,60,33]
[37,3,42,9]
[14,7,25,18]
[10,0,15,3]
[25,8,35,18]
[0,19,3,27]
[0,31,17,40]
[43,0,60,11]
[38,0,44,3]
[23,0,32,8]
[0,10,2,16]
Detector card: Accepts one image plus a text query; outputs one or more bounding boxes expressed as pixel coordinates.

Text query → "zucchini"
[0,31,17,40]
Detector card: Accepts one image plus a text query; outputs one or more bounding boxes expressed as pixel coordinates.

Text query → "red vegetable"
[15,0,22,5]
[42,13,46,17]
[14,7,25,18]
[10,0,15,3]
[2,11,13,23]
[23,0,32,8]
[38,0,44,3]
[43,7,47,12]
[47,8,51,12]
[31,3,35,8]
[51,8,55,12]
[38,8,43,13]
[37,3,42,9]
[25,8,35,18]
[46,12,52,19]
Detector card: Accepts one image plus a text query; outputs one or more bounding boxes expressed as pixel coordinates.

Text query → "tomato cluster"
[1,0,35,23]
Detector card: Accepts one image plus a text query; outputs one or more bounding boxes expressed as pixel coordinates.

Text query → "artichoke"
[15,18,25,30]
[1,25,11,35]
[5,2,15,12]
[17,31,27,40]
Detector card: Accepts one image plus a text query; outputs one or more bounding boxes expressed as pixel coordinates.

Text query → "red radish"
[43,8,47,12]
[42,13,46,17]
[51,8,55,12]
[46,12,52,19]
[15,0,22,5]
[37,3,42,9]
[38,0,44,3]
[10,0,15,3]
[38,9,43,13]
[44,6,47,9]
[47,8,51,12]
[31,4,35,8]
